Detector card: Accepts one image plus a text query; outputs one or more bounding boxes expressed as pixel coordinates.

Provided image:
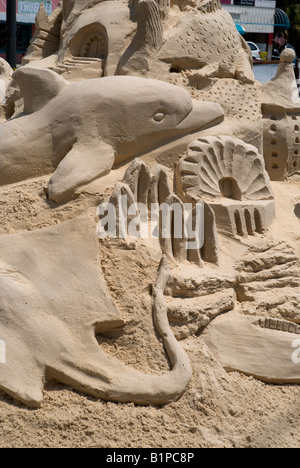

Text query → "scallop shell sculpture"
[176,136,274,203]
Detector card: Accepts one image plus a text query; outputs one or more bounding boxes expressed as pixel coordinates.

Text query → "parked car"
[247,42,261,61]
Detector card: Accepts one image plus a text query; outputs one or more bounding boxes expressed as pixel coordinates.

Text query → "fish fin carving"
[13,67,68,114]
[0,336,44,407]
[48,140,115,203]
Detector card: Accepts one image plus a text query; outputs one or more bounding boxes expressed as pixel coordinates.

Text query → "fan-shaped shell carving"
[176,136,274,202]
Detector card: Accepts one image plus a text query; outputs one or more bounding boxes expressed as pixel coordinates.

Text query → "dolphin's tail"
[49,256,192,406]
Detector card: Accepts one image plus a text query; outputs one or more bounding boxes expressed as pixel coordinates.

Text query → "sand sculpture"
[0,68,223,203]
[1,0,300,409]
[0,59,13,105]
[0,217,192,407]
[176,136,275,237]
[262,49,300,181]
[106,158,219,265]
[22,0,254,82]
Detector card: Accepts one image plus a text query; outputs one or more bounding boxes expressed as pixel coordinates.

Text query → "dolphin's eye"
[153,112,165,122]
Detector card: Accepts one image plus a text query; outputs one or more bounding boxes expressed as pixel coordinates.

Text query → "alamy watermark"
[0,339,6,364]
[292,339,300,364]
[96,196,204,250]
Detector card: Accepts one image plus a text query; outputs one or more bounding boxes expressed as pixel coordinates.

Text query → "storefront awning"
[274,8,291,29]
[222,4,276,34]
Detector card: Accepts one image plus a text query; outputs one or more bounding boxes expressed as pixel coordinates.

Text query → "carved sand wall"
[262,49,300,181]
[176,136,275,237]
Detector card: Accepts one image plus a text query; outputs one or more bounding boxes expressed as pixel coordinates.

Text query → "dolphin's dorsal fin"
[13,67,68,114]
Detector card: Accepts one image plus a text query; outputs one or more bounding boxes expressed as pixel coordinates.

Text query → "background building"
[220,0,290,60]
[0,0,59,63]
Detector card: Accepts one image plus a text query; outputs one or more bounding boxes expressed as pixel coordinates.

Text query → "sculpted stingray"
[0,68,224,203]
[0,216,192,407]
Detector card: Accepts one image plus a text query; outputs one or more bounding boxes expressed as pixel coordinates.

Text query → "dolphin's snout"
[177,100,224,132]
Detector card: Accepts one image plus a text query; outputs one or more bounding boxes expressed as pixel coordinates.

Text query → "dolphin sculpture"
[0,216,192,408]
[0,68,224,203]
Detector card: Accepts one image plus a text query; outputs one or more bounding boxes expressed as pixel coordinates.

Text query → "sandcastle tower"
[262,49,300,180]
